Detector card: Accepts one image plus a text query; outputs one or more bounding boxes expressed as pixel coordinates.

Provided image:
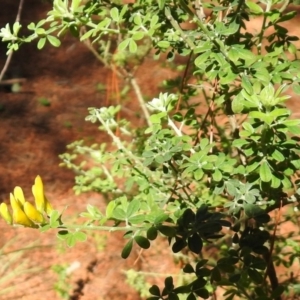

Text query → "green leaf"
[157,41,170,48]
[172,238,187,253]
[157,0,165,9]
[271,174,281,188]
[183,263,194,273]
[254,68,271,83]
[271,286,285,298]
[245,0,263,13]
[63,232,87,247]
[37,37,46,50]
[112,208,126,220]
[194,169,204,180]
[133,14,142,25]
[247,268,263,284]
[229,273,241,283]
[194,41,212,53]
[244,203,265,218]
[241,76,253,94]
[129,39,137,53]
[188,233,203,254]
[49,210,60,228]
[28,22,35,30]
[281,119,300,127]
[149,285,161,296]
[106,200,116,218]
[57,230,69,240]
[65,234,77,247]
[80,29,94,41]
[217,260,235,273]
[47,35,61,47]
[292,84,300,95]
[126,199,140,218]
[242,122,254,133]
[132,32,144,40]
[232,94,244,113]
[168,293,179,300]
[187,293,197,300]
[71,0,81,12]
[154,213,169,224]
[73,231,87,242]
[215,21,239,36]
[157,225,176,237]
[271,149,285,162]
[194,51,211,68]
[118,38,130,51]
[149,112,167,123]
[164,276,174,290]
[128,214,145,224]
[147,226,158,240]
[212,169,222,182]
[219,72,237,85]
[259,161,272,182]
[211,267,222,282]
[134,235,150,249]
[110,7,119,22]
[194,288,209,299]
[232,139,248,148]
[121,239,133,259]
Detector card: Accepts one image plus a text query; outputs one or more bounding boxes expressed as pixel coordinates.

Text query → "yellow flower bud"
[10,193,22,211]
[13,204,36,228]
[24,201,44,224]
[32,175,45,213]
[13,186,26,205]
[0,203,13,225]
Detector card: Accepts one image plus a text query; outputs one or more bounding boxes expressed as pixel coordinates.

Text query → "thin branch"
[129,75,151,126]
[0,0,25,82]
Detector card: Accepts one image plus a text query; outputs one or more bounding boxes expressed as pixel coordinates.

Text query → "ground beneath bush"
[0,2,300,300]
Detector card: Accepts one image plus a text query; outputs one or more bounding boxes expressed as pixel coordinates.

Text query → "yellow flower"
[24,201,44,224]
[0,176,53,228]
[13,202,36,228]
[32,175,52,214]
[0,203,12,225]
[13,186,26,205]
[10,193,23,211]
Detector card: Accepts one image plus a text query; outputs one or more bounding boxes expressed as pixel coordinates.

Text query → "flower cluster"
[0,176,53,228]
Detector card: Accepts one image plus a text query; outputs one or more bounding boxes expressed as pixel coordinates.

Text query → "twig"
[0,0,25,82]
[129,75,151,126]
[0,78,26,85]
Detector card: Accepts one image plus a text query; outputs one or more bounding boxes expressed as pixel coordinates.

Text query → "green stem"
[59,224,142,232]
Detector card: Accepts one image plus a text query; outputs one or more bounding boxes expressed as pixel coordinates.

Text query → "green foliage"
[52,263,74,299]
[1,0,300,299]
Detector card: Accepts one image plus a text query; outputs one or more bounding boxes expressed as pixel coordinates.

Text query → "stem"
[167,116,195,153]
[263,250,281,300]
[129,75,151,126]
[95,110,169,197]
[0,0,25,82]
[60,224,141,231]
[257,0,272,55]
[236,283,254,300]
[164,7,196,50]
